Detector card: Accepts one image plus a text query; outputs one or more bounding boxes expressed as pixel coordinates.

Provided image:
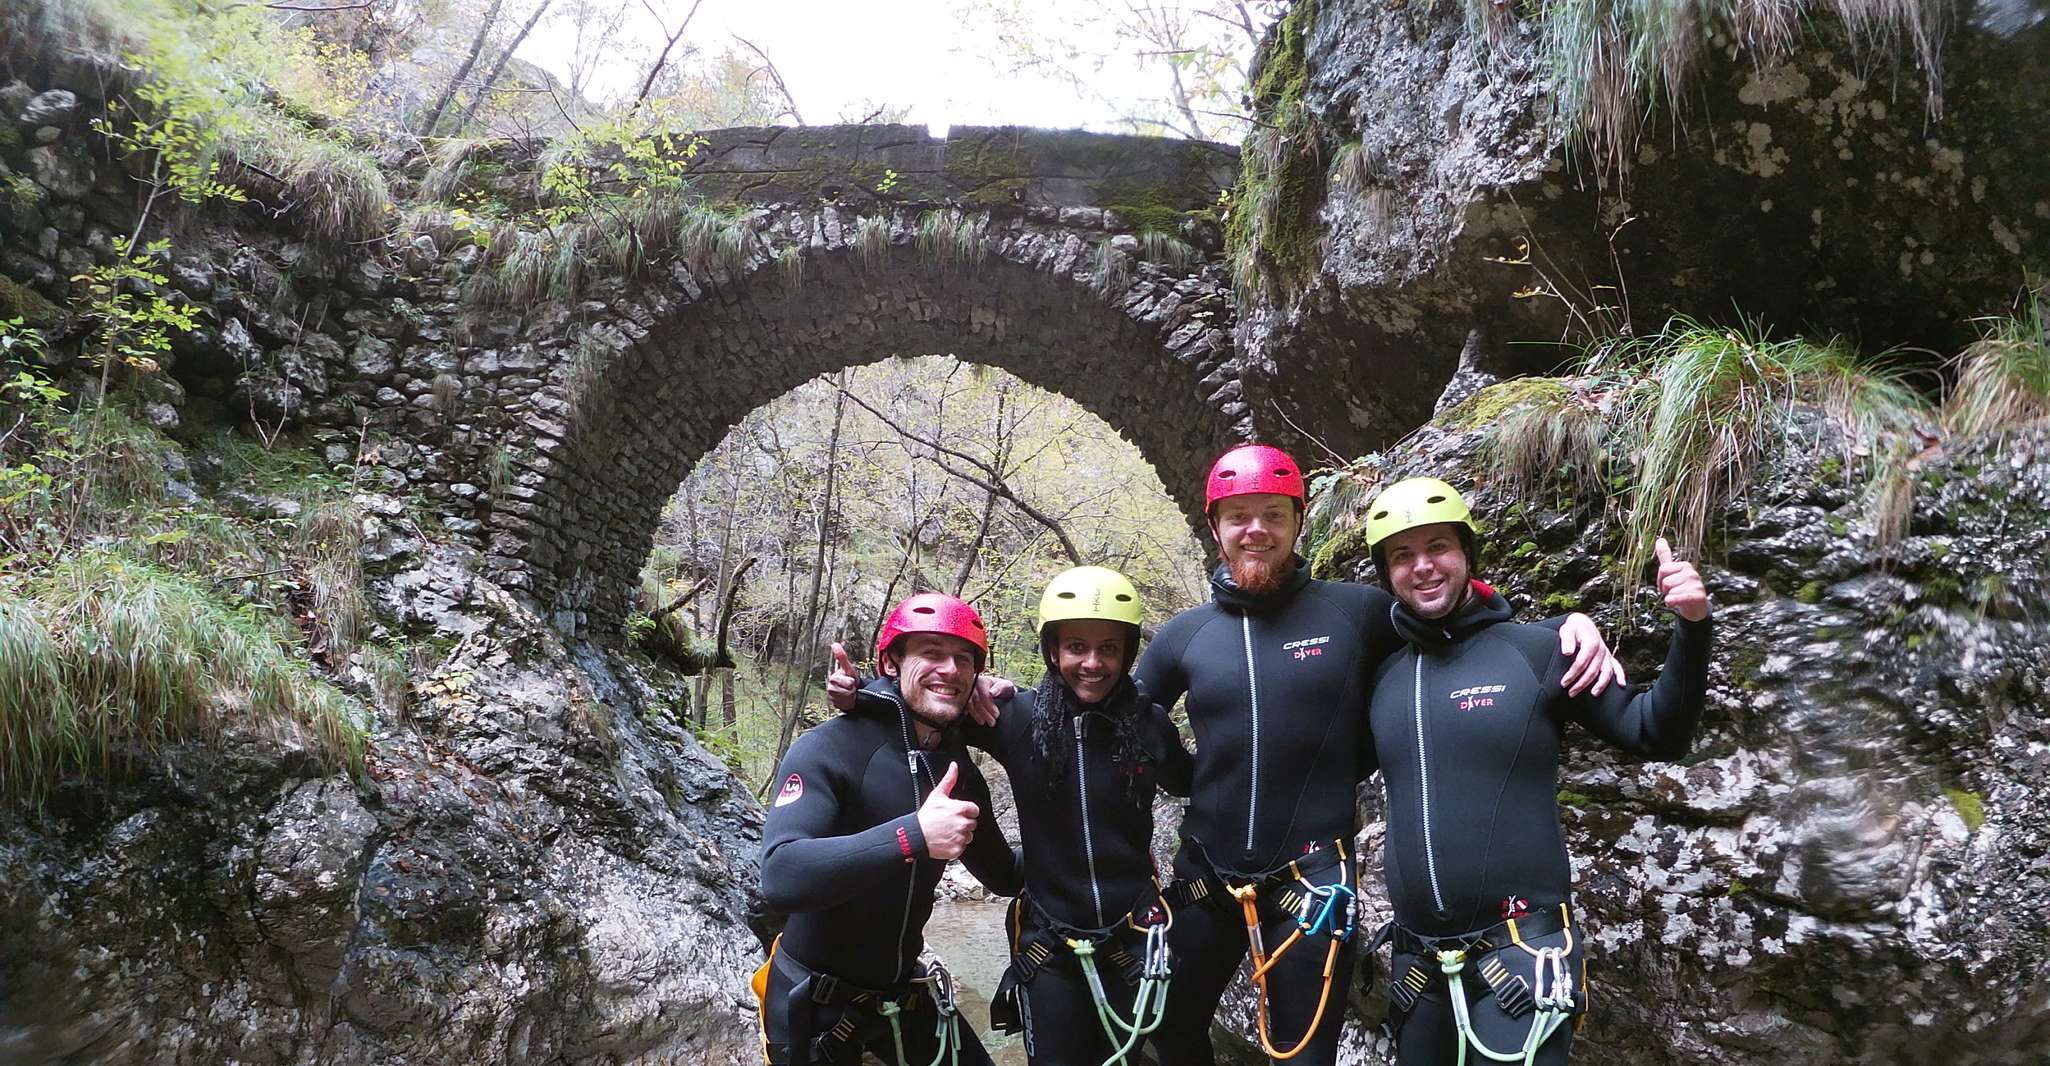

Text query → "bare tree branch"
[647,572,716,622]
[418,0,507,135]
[256,1,376,11]
[734,35,805,125]
[837,384,1082,565]
[633,0,707,107]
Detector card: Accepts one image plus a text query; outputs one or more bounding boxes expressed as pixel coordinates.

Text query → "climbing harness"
[876,952,962,1066]
[1065,897,1174,1066]
[994,891,1175,1066]
[1218,840,1360,1061]
[1386,904,1579,1066]
[769,946,965,1066]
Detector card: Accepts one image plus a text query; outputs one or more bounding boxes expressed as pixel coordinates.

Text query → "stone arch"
[486,207,1242,632]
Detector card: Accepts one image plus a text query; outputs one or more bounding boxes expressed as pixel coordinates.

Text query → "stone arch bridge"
[361,126,1249,633]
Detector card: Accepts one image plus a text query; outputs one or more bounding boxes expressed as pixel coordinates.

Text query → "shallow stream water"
[923,898,1028,1066]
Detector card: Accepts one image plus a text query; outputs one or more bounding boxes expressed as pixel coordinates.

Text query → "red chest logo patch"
[774,773,805,807]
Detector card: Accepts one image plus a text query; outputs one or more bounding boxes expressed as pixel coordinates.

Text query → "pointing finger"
[1656,537,1675,566]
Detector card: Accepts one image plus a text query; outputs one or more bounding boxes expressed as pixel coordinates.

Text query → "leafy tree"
[951,0,1284,142]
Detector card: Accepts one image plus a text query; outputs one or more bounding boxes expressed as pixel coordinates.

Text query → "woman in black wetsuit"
[836,566,1194,1066]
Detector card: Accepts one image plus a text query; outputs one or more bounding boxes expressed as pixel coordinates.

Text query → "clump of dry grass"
[1945,289,2050,438]
[0,553,367,801]
[1465,0,1949,171]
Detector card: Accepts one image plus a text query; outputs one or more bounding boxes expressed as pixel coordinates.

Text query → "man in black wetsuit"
[1360,477,1711,1066]
[1140,445,1624,1066]
[757,592,1024,1066]
[831,566,1195,1065]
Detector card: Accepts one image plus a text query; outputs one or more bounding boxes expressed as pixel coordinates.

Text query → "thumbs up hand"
[916,761,980,860]
[826,642,859,712]
[1656,538,1710,622]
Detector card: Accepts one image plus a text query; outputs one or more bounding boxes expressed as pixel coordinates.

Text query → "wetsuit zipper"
[1241,614,1261,856]
[1075,717,1105,926]
[1412,653,1447,914]
[894,695,930,983]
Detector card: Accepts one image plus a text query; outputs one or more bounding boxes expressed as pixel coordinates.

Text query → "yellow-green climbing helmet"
[1362,477,1482,550]
[1037,566,1145,635]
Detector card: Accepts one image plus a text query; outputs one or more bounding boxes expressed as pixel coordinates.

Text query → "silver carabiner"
[921,952,959,1016]
[1143,921,1172,979]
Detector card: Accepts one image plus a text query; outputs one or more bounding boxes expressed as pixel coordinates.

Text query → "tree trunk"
[951,390,1008,596]
[765,373,848,793]
[710,449,742,636]
[418,0,507,136]
[720,667,736,727]
[452,0,553,134]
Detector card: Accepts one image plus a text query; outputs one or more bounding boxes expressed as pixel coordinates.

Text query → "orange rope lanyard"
[1227,880,1343,1061]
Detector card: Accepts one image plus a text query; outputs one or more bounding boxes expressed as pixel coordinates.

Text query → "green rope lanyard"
[874,1000,959,1066]
[1066,936,1171,1066]
[1435,948,1572,1066]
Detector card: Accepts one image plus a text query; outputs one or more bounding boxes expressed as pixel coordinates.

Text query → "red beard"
[1228,552,1288,596]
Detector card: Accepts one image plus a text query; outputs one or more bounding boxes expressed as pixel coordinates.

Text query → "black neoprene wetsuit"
[1368,586,1710,1065]
[965,678,1193,929]
[1132,559,1396,1066]
[852,673,1194,1063]
[758,677,1024,1065]
[1134,561,1571,1066]
[969,677,1193,1065]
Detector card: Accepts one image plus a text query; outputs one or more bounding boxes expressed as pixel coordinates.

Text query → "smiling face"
[1210,492,1301,595]
[1383,522,1472,620]
[1051,618,1129,704]
[883,632,979,725]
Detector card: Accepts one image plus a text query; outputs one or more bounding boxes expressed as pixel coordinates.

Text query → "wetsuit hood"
[1390,580,1513,652]
[1208,553,1312,614]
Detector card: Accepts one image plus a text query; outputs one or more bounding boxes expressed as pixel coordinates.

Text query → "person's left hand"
[1559,613,1626,696]
[1656,537,1710,622]
[967,674,1015,727]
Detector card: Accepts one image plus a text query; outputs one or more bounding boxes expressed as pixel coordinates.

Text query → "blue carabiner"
[1303,883,1357,940]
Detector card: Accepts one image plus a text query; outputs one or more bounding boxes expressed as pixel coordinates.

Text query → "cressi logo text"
[1449,683,1506,710]
[1283,635,1330,661]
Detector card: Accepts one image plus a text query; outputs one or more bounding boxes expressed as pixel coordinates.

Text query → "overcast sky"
[520,0,1238,135]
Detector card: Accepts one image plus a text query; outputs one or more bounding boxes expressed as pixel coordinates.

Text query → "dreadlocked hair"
[1026,667,1152,805]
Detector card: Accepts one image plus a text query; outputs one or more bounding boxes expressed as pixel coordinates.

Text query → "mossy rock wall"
[1299,390,2050,1065]
[1230,0,2050,468]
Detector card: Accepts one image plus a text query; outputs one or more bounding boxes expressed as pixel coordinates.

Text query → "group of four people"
[756,444,1712,1066]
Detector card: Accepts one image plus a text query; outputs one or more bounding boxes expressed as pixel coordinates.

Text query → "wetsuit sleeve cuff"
[893,812,927,860]
[1672,614,1712,664]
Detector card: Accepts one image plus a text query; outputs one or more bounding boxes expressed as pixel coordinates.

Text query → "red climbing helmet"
[1204,443,1306,512]
[877,593,989,669]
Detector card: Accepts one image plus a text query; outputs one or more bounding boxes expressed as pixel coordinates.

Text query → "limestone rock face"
[1284,400,2050,1065]
[0,539,769,1065]
[1238,0,2050,460]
